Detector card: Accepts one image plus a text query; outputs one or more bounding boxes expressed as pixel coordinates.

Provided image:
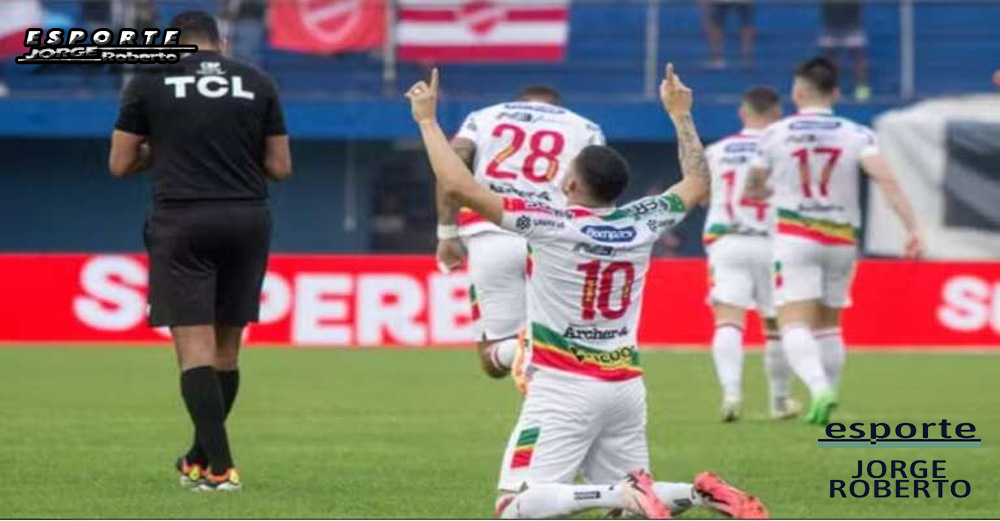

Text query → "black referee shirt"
[115,51,286,204]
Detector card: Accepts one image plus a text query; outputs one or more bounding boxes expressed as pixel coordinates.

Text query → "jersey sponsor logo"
[17,28,195,65]
[563,324,630,341]
[487,182,554,202]
[573,242,615,257]
[790,120,842,131]
[723,141,757,154]
[164,74,256,100]
[581,225,636,243]
[196,61,225,75]
[496,111,535,123]
[719,155,750,165]
[503,102,564,115]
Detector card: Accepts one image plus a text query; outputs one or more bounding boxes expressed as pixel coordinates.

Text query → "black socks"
[180,366,234,474]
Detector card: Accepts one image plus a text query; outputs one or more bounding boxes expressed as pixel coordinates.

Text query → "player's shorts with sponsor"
[464,231,528,341]
[144,200,271,327]
[706,234,774,317]
[497,369,648,491]
[773,235,857,308]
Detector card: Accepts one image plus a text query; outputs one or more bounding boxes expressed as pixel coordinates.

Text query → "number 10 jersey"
[497,192,689,382]
[454,101,605,237]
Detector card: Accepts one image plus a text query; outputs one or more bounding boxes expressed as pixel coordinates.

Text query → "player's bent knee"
[478,341,510,378]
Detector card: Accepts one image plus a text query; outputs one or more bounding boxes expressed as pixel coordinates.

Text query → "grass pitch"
[0,346,996,518]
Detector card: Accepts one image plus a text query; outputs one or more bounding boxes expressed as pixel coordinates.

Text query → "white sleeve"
[858,124,880,158]
[499,197,567,242]
[750,125,777,169]
[588,122,606,146]
[453,110,480,142]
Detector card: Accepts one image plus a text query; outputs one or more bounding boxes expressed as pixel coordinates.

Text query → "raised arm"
[433,137,474,272]
[407,69,504,225]
[861,153,924,258]
[659,63,710,209]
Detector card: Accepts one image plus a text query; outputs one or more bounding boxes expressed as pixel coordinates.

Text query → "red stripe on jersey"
[777,223,857,245]
[502,197,557,215]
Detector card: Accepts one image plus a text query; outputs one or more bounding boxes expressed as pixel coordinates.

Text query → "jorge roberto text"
[831,460,970,498]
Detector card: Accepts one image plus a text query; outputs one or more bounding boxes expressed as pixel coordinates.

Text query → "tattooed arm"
[659,63,710,209]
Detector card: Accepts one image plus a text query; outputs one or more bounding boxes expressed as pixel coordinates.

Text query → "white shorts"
[464,231,528,341]
[773,236,857,308]
[706,235,775,317]
[497,369,649,491]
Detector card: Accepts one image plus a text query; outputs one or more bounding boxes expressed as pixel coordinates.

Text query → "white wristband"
[437,224,460,240]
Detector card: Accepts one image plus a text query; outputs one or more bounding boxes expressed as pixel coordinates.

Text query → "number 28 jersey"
[454,101,605,237]
[497,192,688,382]
[751,108,879,245]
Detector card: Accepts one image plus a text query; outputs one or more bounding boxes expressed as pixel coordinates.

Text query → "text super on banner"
[0,254,997,347]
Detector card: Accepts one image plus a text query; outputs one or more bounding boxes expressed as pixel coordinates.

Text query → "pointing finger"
[665,62,674,86]
[429,67,439,93]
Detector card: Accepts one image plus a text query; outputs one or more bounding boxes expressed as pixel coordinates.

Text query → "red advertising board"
[0,254,997,348]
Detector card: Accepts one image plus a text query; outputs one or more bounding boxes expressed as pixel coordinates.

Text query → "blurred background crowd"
[2,0,997,257]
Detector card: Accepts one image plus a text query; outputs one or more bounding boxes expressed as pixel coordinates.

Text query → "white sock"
[497,483,624,519]
[711,323,744,401]
[780,324,831,397]
[654,482,702,515]
[490,338,519,370]
[816,327,845,389]
[764,335,793,404]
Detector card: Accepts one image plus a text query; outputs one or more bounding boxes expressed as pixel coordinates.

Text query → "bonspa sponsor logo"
[581,225,636,243]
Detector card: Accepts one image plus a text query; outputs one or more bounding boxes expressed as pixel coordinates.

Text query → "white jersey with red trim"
[497,192,688,382]
[751,107,879,245]
[703,128,772,246]
[454,101,605,237]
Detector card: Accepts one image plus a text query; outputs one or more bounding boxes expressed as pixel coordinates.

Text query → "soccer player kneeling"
[407,66,768,519]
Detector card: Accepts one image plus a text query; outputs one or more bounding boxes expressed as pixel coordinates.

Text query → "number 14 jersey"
[454,101,605,237]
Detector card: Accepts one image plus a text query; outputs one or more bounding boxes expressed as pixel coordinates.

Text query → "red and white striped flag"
[0,0,42,58]
[396,0,569,63]
[269,0,385,54]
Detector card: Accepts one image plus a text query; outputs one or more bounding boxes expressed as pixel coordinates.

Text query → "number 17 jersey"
[751,107,879,245]
[454,101,605,237]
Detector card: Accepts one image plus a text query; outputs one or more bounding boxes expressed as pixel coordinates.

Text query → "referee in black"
[109,11,291,492]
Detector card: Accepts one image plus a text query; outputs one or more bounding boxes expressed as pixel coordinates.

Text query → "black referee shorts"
[144,201,271,328]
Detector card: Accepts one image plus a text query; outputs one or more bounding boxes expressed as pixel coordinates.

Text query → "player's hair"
[742,86,780,115]
[795,57,839,96]
[574,145,630,204]
[518,85,562,106]
[169,11,221,46]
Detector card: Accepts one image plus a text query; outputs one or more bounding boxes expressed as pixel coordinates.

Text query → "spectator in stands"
[818,0,869,101]
[700,0,755,69]
[223,0,266,66]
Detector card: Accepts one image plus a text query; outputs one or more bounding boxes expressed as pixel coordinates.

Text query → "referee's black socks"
[180,366,234,474]
[185,369,240,467]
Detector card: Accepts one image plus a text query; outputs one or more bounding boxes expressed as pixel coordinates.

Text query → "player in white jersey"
[703,86,800,422]
[408,66,768,519]
[745,57,923,425]
[435,86,605,380]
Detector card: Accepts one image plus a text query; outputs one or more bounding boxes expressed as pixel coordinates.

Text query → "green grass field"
[1,347,996,518]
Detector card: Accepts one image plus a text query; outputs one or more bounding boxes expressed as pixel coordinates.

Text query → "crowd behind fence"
[2,0,998,102]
